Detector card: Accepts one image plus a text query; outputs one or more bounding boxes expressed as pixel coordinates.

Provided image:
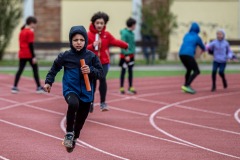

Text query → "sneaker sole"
[182,89,195,94]
[11,90,18,94]
[181,87,195,94]
[101,108,109,112]
[36,90,44,94]
[127,91,136,95]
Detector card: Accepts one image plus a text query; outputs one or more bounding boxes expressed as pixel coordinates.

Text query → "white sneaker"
[36,86,44,94]
[100,102,109,112]
[11,87,19,94]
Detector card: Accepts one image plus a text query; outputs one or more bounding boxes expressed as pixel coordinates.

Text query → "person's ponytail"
[21,24,26,30]
[21,16,37,30]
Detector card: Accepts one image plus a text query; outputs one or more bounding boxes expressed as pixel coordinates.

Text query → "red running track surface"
[0,74,240,160]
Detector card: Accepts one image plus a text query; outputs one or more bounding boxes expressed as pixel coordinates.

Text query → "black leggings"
[180,55,200,86]
[120,65,133,88]
[14,58,41,87]
[65,92,91,139]
[93,64,109,103]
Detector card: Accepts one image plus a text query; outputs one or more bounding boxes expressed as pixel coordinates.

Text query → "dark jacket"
[179,22,205,57]
[45,26,103,102]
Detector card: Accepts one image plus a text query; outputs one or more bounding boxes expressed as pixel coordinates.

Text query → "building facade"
[5,0,240,60]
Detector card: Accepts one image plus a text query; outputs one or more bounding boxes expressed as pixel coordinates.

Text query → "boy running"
[44,26,103,153]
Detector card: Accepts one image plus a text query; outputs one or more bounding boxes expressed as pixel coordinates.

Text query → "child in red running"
[12,16,43,94]
[87,11,128,112]
[119,18,137,94]
[44,26,103,153]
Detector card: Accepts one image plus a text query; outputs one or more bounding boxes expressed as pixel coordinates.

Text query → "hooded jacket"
[45,26,103,102]
[87,24,128,64]
[179,22,205,57]
[120,28,135,55]
[207,29,234,63]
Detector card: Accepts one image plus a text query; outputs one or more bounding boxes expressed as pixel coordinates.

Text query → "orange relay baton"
[80,59,91,91]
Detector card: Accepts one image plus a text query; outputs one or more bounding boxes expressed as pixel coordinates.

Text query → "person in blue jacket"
[44,26,103,153]
[179,22,205,94]
[207,29,237,92]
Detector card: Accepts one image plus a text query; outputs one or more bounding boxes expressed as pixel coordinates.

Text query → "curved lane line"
[234,108,240,125]
[0,119,85,148]
[157,116,240,136]
[0,155,10,160]
[149,91,240,159]
[60,117,129,160]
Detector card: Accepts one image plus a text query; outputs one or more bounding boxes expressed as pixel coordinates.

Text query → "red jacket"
[19,28,34,59]
[87,24,128,64]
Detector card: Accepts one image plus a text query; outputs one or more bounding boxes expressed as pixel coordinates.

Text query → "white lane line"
[134,83,240,98]
[24,104,64,116]
[0,83,62,98]
[16,97,192,148]
[28,100,237,147]
[134,97,231,117]
[0,96,61,111]
[0,119,86,148]
[0,103,21,111]
[157,116,240,136]
[60,117,130,160]
[5,92,131,159]
[175,105,231,117]
[87,119,193,148]
[234,108,240,125]
[149,91,240,159]
[0,97,18,104]
[0,155,10,160]
[109,105,148,116]
[96,97,130,105]
[108,105,239,136]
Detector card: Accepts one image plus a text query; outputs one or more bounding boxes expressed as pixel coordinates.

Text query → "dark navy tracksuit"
[45,26,103,139]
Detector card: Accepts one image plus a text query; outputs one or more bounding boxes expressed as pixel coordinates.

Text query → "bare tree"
[0,0,22,60]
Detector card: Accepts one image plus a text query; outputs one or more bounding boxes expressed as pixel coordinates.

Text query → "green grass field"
[0,69,239,82]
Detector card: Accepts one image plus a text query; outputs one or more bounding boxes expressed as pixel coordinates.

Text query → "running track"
[0,73,240,160]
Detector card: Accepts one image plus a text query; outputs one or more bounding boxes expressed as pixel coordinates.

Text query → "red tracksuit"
[87,24,128,65]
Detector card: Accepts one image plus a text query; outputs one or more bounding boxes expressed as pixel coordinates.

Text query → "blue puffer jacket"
[45,26,103,102]
[179,22,205,57]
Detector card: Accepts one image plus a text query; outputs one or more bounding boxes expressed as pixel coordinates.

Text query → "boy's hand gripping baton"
[80,59,91,91]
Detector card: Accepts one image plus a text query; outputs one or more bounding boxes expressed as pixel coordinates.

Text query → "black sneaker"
[223,82,228,89]
[36,86,44,94]
[211,85,216,92]
[66,138,76,153]
[63,132,74,149]
[11,86,19,94]
[89,103,94,113]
